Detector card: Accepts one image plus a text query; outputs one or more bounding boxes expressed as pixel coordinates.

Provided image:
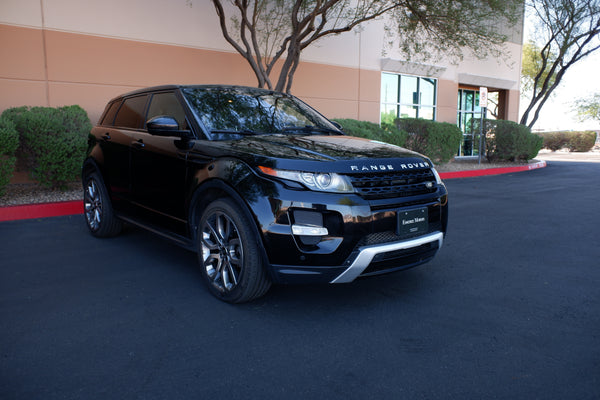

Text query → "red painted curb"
[0,161,547,222]
[0,200,83,222]
[439,160,547,179]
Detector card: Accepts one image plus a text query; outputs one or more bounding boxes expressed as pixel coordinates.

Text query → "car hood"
[194,134,433,173]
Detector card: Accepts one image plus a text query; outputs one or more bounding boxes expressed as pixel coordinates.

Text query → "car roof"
[110,84,283,102]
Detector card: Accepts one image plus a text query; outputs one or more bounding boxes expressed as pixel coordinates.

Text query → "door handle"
[132,139,145,149]
[102,133,111,141]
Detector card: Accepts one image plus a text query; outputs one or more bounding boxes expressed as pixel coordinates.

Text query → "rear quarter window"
[100,100,121,126]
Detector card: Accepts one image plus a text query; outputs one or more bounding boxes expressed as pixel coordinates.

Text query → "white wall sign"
[479,87,488,108]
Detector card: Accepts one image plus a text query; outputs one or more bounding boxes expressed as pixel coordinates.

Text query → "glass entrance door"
[457,89,482,157]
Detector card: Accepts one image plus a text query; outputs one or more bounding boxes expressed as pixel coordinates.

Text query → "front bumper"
[270,231,443,284]
[330,231,443,283]
[244,173,448,284]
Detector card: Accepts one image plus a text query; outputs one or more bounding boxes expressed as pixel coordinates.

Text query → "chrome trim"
[330,231,444,284]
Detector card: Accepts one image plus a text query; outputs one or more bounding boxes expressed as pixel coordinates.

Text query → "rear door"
[96,95,149,208]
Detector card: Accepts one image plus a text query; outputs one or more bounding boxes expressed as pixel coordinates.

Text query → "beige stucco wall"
[0,0,522,125]
[0,23,381,124]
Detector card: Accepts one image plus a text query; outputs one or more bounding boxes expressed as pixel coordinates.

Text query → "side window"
[100,100,120,126]
[146,92,188,129]
[114,95,148,129]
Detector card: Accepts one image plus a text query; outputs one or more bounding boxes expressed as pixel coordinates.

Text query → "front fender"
[186,158,279,270]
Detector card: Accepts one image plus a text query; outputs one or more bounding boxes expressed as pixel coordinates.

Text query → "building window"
[380,73,437,124]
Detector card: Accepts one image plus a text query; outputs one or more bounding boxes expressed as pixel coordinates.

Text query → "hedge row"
[333,118,462,163]
[538,131,597,152]
[474,119,543,162]
[0,116,19,196]
[0,106,91,191]
[332,119,407,147]
[396,118,462,163]
[336,117,543,164]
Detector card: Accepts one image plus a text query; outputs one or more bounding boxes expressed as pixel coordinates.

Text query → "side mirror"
[330,121,342,130]
[146,115,191,138]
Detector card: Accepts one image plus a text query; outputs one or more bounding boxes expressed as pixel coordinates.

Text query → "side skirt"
[117,214,196,252]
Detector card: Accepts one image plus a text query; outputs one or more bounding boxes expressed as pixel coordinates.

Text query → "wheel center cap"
[219,243,229,260]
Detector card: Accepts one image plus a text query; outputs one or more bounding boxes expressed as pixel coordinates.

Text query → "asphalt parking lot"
[1,161,599,400]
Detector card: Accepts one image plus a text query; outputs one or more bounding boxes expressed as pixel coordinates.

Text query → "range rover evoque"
[83,85,448,303]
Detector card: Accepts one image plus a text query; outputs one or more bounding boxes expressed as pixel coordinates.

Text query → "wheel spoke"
[216,213,230,242]
[87,182,95,199]
[201,231,219,250]
[205,220,224,247]
[229,238,243,266]
[226,261,238,286]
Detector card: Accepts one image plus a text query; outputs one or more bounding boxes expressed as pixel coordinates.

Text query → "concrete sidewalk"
[536,149,600,163]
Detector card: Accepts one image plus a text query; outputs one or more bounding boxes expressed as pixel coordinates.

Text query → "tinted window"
[114,95,148,129]
[101,100,120,126]
[146,92,187,129]
[182,87,336,133]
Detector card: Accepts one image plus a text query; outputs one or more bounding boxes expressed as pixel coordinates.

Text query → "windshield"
[181,87,341,137]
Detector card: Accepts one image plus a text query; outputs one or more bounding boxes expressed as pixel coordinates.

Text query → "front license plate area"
[398,208,428,236]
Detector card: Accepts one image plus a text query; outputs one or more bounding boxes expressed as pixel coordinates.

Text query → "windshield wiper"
[210,129,259,136]
[282,125,341,135]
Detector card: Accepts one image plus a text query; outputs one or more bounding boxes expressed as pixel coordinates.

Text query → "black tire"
[83,172,122,238]
[197,198,271,303]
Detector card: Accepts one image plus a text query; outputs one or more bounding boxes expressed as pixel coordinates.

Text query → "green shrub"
[0,116,19,197]
[395,118,462,163]
[567,131,597,152]
[332,118,408,147]
[1,105,91,189]
[480,119,542,162]
[535,130,596,153]
[540,131,570,151]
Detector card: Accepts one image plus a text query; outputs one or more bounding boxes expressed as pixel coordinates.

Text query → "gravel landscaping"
[0,181,82,207]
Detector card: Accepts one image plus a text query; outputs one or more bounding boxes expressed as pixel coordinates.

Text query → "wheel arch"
[187,179,271,271]
[82,158,102,183]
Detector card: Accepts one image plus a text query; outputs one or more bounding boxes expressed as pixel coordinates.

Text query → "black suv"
[83,85,448,303]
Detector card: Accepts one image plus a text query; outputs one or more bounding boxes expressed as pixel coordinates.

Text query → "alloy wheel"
[84,179,102,231]
[200,211,244,293]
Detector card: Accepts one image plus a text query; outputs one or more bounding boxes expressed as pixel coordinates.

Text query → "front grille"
[356,221,443,247]
[347,169,437,200]
[360,242,439,276]
[358,231,403,246]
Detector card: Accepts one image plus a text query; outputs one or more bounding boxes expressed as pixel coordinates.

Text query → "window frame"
[113,95,150,130]
[380,72,438,124]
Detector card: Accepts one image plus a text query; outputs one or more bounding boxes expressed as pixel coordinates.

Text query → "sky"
[524,50,600,132]
[520,13,600,132]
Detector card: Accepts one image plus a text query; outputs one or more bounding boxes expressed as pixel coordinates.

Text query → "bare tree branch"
[520,0,600,128]
[210,0,523,93]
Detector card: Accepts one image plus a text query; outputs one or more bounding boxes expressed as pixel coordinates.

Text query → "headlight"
[431,168,442,184]
[259,166,354,193]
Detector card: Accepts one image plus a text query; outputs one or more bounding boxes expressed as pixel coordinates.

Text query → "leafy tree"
[521,40,558,94]
[573,93,600,123]
[209,0,522,93]
[520,0,600,128]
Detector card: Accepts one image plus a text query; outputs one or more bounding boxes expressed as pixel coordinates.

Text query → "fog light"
[291,225,329,236]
